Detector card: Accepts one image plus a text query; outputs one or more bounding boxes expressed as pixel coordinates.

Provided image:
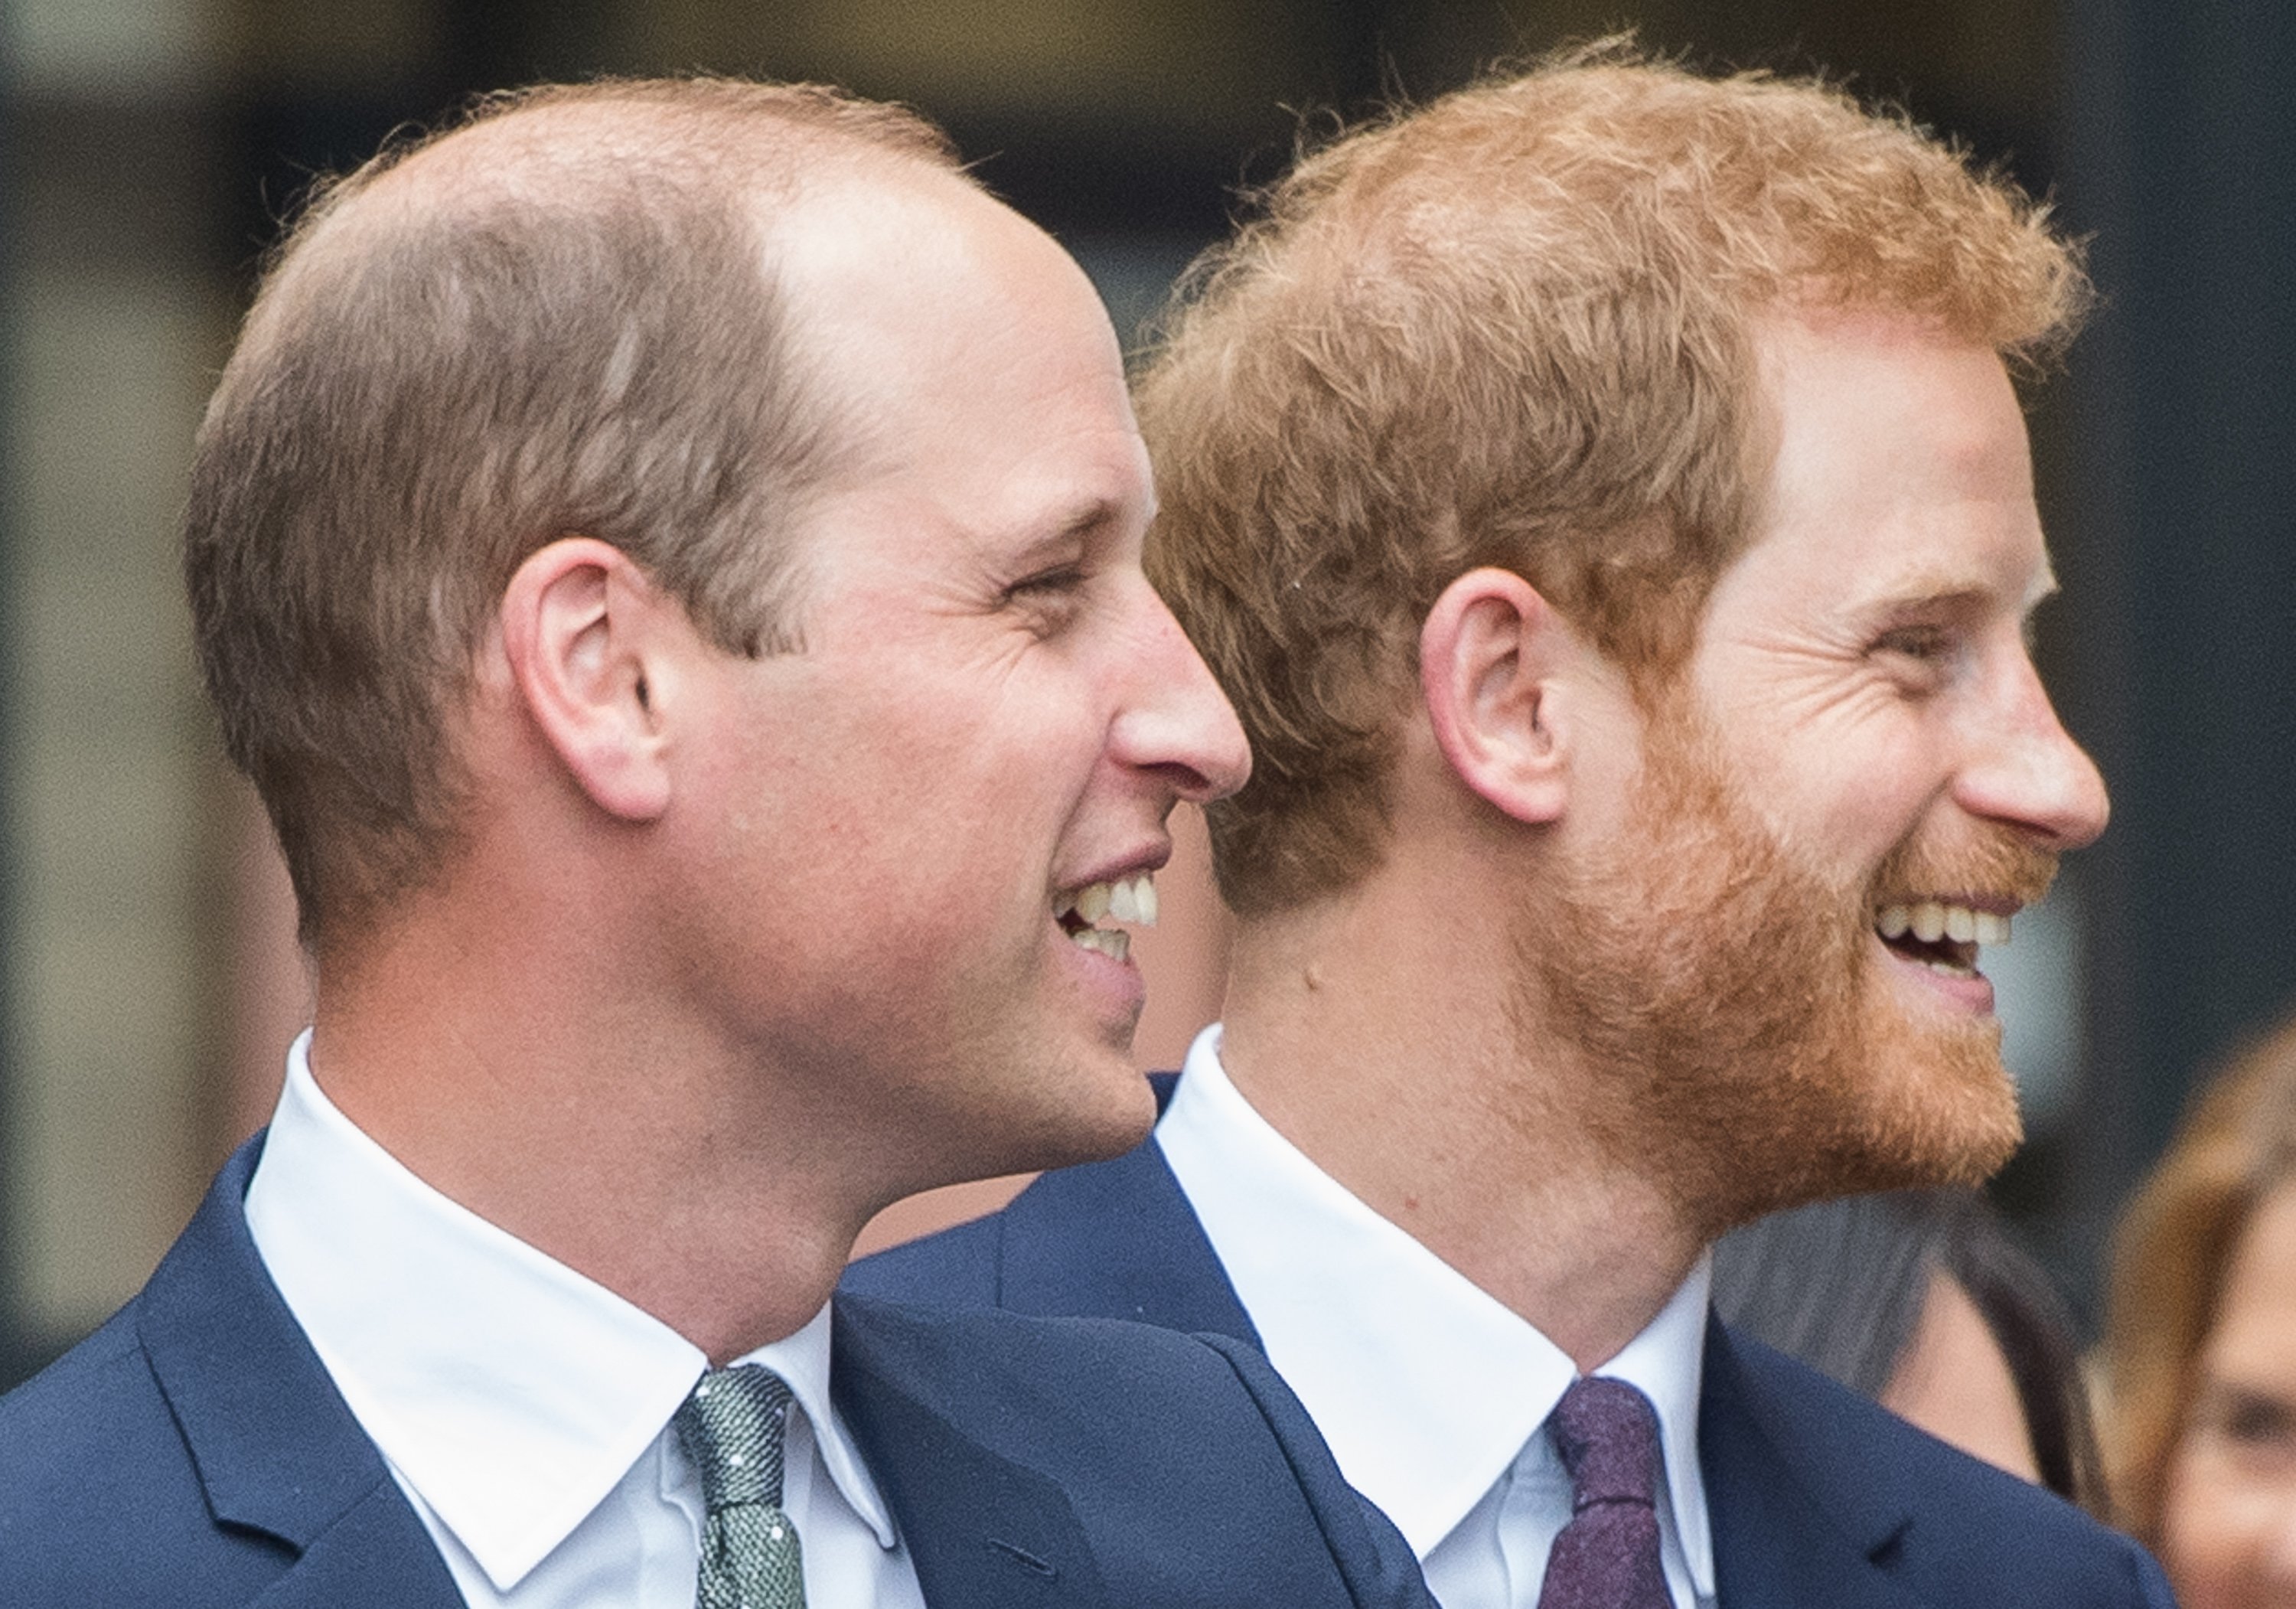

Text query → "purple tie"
[1536,1376,1671,1609]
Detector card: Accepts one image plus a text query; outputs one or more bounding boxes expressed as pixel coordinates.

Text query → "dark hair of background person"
[1713,1189,2108,1515]
[2103,1007,2296,1545]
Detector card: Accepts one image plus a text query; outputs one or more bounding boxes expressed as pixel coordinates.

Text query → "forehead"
[775,168,1150,576]
[2208,1182,2296,1371]
[1702,310,2054,628]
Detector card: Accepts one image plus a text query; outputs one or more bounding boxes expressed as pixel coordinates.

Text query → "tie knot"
[1550,1376,1661,1513]
[676,1365,795,1513]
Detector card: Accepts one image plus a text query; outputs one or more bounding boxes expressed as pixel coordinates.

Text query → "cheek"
[2162,1447,2288,1606]
[1702,702,1949,873]
[1807,726,1949,841]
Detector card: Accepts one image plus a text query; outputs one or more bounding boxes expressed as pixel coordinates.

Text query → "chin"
[1862,997,2025,1178]
[961,1043,1159,1180]
[1824,1063,2022,1196]
[1695,1020,2027,1235]
[1038,1057,1162,1168]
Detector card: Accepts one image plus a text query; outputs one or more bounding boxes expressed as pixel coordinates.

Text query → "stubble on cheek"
[1508,713,2029,1239]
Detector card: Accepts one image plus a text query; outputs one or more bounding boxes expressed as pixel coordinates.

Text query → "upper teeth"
[1876,902,2011,945]
[1057,873,1158,929]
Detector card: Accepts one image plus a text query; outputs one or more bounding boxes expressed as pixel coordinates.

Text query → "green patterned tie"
[674,1365,807,1609]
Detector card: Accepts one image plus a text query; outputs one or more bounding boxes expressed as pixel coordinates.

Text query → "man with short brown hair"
[0,80,1436,1609]
[857,49,2171,1607]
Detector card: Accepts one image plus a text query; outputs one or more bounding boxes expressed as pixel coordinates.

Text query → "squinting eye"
[1007,567,1084,599]
[1874,625,1952,662]
[1002,566,1091,636]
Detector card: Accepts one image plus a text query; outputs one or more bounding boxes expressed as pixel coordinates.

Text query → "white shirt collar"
[1156,1024,1714,1598]
[242,1031,897,1593]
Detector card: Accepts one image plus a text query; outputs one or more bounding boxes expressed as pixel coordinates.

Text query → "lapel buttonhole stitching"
[987,1537,1059,1578]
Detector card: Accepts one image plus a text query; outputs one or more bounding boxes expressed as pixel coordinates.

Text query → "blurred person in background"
[856,43,2170,1609]
[2105,1008,2296,1609]
[0,78,1439,1609]
[1714,1188,2108,1512]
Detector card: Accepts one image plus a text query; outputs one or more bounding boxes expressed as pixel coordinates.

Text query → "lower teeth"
[1071,928,1130,962]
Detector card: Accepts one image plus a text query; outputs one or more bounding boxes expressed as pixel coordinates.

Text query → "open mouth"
[1054,873,1158,963]
[1874,900,2012,979]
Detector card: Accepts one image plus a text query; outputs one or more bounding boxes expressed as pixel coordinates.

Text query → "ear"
[1419,567,1584,825]
[497,537,677,822]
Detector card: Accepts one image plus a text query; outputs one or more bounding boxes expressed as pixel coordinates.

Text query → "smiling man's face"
[1523,308,2110,1228]
[1698,311,2109,1014]
[659,167,1250,1196]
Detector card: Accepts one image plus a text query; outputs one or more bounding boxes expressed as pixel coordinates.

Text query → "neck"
[1216,853,1705,1372]
[310,888,879,1365]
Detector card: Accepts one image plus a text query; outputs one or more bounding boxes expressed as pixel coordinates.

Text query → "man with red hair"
[858,49,2169,1609]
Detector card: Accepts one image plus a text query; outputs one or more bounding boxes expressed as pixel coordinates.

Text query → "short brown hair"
[1139,44,2091,915]
[2102,1011,2296,1539]
[184,78,961,948]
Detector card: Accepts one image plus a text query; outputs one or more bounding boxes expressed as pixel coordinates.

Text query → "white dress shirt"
[243,1032,926,1609]
[1156,1025,1717,1609]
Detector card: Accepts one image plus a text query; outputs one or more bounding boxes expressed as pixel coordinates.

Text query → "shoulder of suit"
[1720,1325,2165,1598]
[0,1301,148,1464]
[834,1292,1298,1450]
[833,1297,1313,1507]
[843,1207,1004,1302]
[838,1289,1233,1379]
[0,1300,225,1594]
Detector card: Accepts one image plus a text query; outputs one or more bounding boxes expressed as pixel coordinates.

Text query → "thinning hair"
[1137,43,2091,915]
[184,78,964,948]
[2104,1009,2296,1541]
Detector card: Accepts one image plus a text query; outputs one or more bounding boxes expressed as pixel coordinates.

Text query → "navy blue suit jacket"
[0,1137,1433,1609]
[850,1075,2177,1609]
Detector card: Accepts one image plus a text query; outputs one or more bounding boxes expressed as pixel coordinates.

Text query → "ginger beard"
[1510,690,2059,1239]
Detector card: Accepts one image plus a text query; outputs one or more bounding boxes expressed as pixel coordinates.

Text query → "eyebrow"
[1008,497,1124,564]
[1051,497,1123,540]
[1861,563,2061,622]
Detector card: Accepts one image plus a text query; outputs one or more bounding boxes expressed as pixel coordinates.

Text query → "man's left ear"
[497,537,678,822]
[1419,566,1590,826]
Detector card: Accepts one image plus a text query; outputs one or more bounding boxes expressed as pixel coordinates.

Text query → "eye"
[1873,623,1952,663]
[1868,622,1961,691]
[1002,565,1089,633]
[1006,565,1084,599]
[2218,1390,2296,1451]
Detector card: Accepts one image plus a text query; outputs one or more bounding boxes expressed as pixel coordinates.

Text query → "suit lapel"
[139,1139,464,1609]
[1701,1318,1930,1609]
[832,1296,1109,1609]
[243,1483,468,1609]
[996,1074,1262,1347]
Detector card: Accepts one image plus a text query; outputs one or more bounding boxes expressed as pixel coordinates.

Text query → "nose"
[1954,651,2109,851]
[1109,581,1252,805]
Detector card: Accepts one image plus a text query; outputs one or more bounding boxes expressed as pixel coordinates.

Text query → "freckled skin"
[2161,1184,2296,1609]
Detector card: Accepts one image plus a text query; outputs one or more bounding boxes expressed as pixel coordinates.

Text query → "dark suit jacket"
[0,1137,1433,1609]
[849,1075,2178,1609]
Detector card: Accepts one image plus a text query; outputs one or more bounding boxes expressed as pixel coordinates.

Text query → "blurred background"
[0,0,2289,1389]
